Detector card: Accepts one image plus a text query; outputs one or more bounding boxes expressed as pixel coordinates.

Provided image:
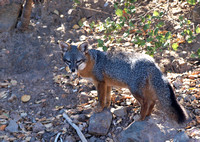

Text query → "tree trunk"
[17,0,33,31]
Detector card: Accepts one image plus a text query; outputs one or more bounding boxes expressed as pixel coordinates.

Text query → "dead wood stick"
[76,5,112,16]
[63,112,87,142]
[54,132,61,142]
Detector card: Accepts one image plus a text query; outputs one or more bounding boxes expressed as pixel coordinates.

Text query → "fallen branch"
[63,112,87,142]
[76,5,112,16]
[54,132,63,142]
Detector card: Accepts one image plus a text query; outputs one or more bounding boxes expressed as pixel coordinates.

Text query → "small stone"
[173,78,183,89]
[33,122,45,133]
[80,93,89,104]
[77,114,89,122]
[68,9,75,15]
[105,137,113,142]
[10,80,17,86]
[173,132,189,142]
[88,109,112,135]
[104,2,109,7]
[10,112,21,121]
[53,10,59,15]
[5,120,18,133]
[20,113,27,118]
[25,137,32,141]
[79,35,87,41]
[44,123,53,129]
[64,135,76,142]
[194,109,200,115]
[113,106,127,117]
[88,136,97,142]
[8,94,17,102]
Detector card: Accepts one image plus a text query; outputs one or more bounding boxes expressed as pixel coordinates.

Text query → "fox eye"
[64,59,71,65]
[76,60,82,64]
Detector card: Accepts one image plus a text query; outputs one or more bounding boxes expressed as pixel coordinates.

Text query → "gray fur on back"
[89,50,159,89]
[88,49,171,105]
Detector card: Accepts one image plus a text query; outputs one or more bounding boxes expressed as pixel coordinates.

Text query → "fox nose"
[71,69,75,72]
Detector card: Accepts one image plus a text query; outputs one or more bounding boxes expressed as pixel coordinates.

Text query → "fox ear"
[78,42,88,53]
[59,42,71,52]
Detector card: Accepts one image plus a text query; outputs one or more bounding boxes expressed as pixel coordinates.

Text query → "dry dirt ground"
[0,0,200,141]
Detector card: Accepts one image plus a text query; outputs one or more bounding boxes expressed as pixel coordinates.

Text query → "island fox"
[59,41,188,123]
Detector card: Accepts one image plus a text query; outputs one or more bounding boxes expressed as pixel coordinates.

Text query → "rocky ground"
[0,0,200,141]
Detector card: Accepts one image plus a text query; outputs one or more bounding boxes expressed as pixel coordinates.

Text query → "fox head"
[59,42,88,73]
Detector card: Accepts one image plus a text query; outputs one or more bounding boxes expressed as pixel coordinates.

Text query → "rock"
[173,131,189,142]
[64,135,76,142]
[44,123,53,131]
[116,118,183,142]
[33,122,45,132]
[88,109,112,135]
[5,120,18,133]
[10,112,21,121]
[8,94,17,102]
[194,109,200,115]
[77,114,89,122]
[192,4,200,23]
[113,106,127,117]
[0,2,22,32]
[172,58,191,73]
[20,112,27,118]
[173,77,183,89]
[68,9,76,15]
[79,35,87,41]
[10,80,17,86]
[79,92,89,104]
[88,136,97,142]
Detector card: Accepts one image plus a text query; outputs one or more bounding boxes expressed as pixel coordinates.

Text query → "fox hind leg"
[146,100,156,116]
[131,91,149,121]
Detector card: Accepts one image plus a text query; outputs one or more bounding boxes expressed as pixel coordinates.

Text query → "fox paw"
[105,101,111,108]
[94,105,104,113]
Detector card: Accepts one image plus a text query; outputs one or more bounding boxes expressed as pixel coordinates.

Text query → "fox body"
[59,42,188,123]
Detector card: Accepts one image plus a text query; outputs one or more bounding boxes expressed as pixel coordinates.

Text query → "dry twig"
[63,112,87,142]
[76,5,112,16]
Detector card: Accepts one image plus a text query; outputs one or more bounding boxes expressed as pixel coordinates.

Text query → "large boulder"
[0,0,24,32]
[116,112,191,142]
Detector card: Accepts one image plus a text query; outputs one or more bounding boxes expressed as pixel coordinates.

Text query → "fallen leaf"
[196,116,200,124]
[21,95,31,103]
[73,24,80,29]
[0,125,6,131]
[0,113,9,119]
[54,10,59,15]
[0,82,9,88]
[188,75,198,80]
[191,71,200,75]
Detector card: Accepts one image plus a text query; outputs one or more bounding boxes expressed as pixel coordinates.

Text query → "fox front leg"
[94,81,107,112]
